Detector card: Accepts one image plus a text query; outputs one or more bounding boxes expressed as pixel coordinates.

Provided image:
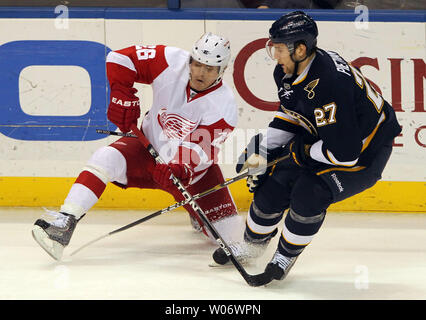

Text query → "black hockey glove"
[286,135,319,169]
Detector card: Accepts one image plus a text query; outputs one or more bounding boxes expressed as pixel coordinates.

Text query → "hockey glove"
[287,135,318,169]
[236,133,284,193]
[107,88,140,133]
[153,163,194,189]
[236,133,268,173]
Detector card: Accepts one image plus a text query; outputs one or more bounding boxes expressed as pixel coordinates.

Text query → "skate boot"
[32,211,79,261]
[212,228,278,266]
[264,250,298,281]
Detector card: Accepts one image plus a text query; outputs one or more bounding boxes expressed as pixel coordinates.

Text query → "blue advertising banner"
[0,40,113,141]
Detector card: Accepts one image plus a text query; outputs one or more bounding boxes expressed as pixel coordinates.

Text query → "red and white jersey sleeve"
[106,45,169,88]
[106,45,238,184]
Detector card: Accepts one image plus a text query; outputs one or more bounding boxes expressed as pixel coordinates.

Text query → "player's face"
[189,61,220,91]
[271,43,296,74]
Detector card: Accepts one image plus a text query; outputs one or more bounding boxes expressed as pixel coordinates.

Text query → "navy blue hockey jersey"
[264,48,401,167]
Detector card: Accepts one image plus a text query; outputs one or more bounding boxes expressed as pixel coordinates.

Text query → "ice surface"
[1,208,425,300]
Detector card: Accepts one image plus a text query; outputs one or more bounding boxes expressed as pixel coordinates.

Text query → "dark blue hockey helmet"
[269,11,318,55]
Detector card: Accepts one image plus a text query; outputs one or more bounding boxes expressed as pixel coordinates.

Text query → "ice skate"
[263,250,298,281]
[32,210,79,261]
[211,228,278,266]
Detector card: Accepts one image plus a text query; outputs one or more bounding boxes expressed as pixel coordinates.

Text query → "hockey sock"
[60,168,107,219]
[245,201,283,243]
[60,146,127,219]
[278,207,326,257]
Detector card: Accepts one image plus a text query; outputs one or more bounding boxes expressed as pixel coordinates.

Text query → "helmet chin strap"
[290,51,308,75]
[208,65,226,89]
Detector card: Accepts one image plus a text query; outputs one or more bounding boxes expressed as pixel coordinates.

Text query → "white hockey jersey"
[106,45,238,184]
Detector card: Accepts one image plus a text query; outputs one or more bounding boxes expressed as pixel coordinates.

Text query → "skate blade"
[32,225,64,261]
[209,261,231,268]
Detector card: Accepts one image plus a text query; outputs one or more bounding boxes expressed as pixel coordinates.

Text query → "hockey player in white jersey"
[32,33,241,261]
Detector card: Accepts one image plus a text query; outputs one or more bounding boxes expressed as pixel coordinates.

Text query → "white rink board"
[0,17,424,182]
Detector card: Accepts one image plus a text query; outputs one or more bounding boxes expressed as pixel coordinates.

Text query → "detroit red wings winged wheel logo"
[157,108,198,139]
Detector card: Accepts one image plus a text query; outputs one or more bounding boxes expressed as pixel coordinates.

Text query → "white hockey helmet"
[191,32,231,81]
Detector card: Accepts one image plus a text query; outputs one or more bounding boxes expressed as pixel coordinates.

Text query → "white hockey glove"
[241,153,268,193]
[236,134,267,171]
[236,133,274,193]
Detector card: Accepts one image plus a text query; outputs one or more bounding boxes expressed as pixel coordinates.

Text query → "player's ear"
[295,43,307,58]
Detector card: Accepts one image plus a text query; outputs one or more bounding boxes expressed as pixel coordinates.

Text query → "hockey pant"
[60,136,238,239]
[246,140,394,257]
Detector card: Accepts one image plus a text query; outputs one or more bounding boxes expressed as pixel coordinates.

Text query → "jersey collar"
[292,52,317,85]
[186,80,223,103]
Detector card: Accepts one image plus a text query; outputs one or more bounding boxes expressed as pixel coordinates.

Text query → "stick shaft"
[74,127,288,285]
[128,124,280,286]
[94,126,289,235]
[96,129,137,138]
[112,152,288,233]
[71,152,288,257]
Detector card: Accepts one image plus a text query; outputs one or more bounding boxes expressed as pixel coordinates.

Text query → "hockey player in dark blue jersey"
[213,11,402,285]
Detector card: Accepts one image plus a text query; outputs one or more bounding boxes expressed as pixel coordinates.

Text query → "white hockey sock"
[60,146,127,219]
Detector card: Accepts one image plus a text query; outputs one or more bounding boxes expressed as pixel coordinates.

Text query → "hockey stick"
[129,124,277,287]
[71,147,289,258]
[83,126,284,286]
[95,129,137,138]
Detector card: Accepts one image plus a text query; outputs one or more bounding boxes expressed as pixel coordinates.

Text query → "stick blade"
[246,272,274,287]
